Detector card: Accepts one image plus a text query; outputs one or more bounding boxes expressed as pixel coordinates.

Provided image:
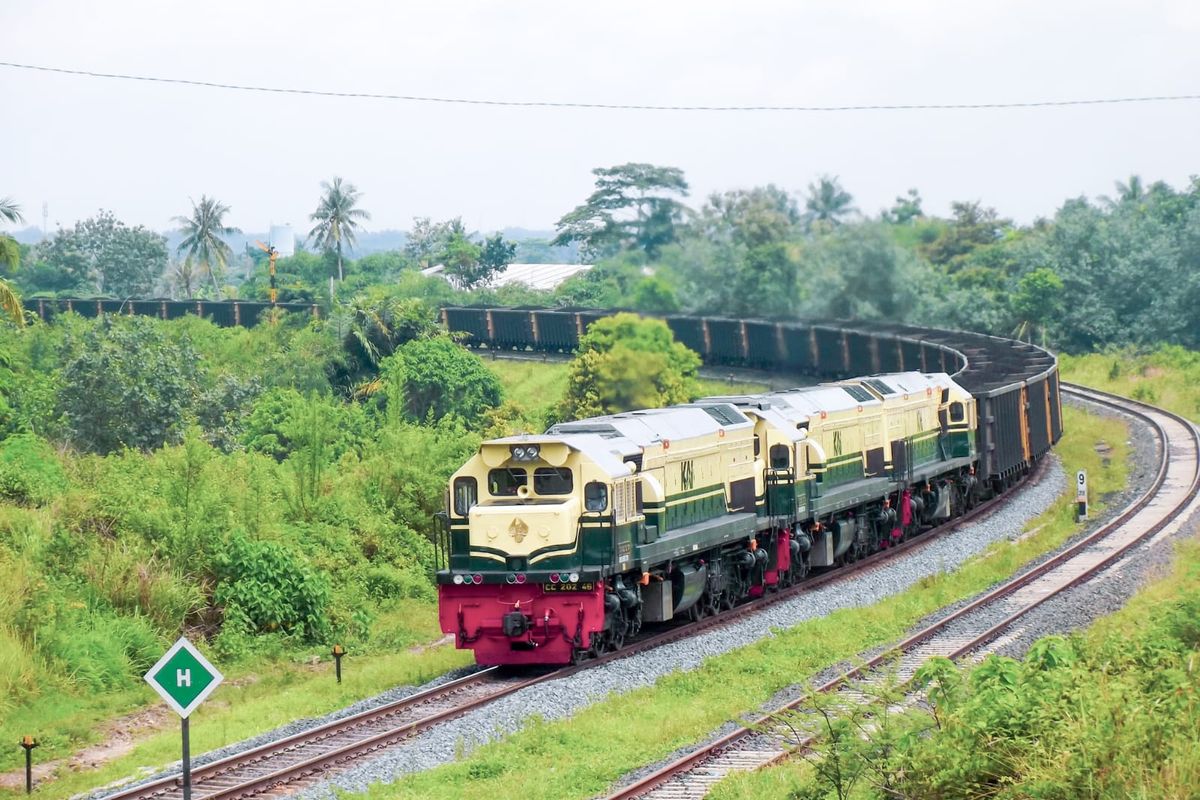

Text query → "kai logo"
[508,517,529,543]
[680,460,695,491]
[832,431,843,457]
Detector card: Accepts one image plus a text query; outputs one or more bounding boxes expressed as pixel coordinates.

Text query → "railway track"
[600,385,1200,800]
[99,454,1048,799]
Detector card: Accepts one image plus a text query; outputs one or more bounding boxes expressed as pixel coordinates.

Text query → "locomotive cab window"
[453,477,477,516]
[488,468,527,496]
[949,402,966,423]
[533,467,573,495]
[585,481,608,512]
[769,444,790,470]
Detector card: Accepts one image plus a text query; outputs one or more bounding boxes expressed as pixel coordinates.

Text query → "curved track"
[100,456,1053,800]
[600,385,1200,800]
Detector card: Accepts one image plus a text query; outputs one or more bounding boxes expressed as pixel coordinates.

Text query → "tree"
[803,175,857,228]
[381,337,503,426]
[0,197,20,225]
[1011,267,1064,346]
[57,317,200,453]
[0,196,24,326]
[680,186,803,317]
[36,210,168,297]
[443,233,516,290]
[884,188,924,224]
[439,232,483,288]
[552,163,691,259]
[558,313,700,420]
[404,217,466,268]
[308,176,371,282]
[328,290,442,392]
[175,196,240,296]
[919,201,1010,269]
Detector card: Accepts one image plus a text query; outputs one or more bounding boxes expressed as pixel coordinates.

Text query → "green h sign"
[145,637,223,718]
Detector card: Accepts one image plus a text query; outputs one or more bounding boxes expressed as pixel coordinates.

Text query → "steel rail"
[601,386,1200,799]
[99,457,1045,800]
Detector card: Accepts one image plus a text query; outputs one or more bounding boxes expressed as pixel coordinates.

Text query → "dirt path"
[0,705,172,790]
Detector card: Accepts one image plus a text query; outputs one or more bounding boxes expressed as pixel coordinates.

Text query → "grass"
[1060,344,1200,422]
[352,404,1127,800]
[0,600,471,798]
[712,537,1200,800]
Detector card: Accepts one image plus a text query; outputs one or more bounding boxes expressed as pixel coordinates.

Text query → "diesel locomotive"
[437,370,992,666]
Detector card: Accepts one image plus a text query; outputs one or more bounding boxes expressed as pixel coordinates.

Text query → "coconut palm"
[0,197,21,225]
[309,177,371,282]
[803,175,858,228]
[174,195,240,296]
[0,197,24,327]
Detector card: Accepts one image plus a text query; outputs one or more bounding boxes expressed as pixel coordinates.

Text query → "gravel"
[612,395,1179,792]
[290,459,1066,799]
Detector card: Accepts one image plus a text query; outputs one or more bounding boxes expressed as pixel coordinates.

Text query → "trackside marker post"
[20,736,36,794]
[144,637,223,800]
[332,644,345,683]
[1076,469,1088,521]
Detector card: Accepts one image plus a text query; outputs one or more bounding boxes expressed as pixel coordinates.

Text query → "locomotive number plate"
[543,582,595,592]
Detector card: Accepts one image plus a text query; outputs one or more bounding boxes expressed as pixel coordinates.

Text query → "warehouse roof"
[422,262,592,291]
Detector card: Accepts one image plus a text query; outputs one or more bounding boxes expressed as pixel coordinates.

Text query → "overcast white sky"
[2,1,1198,235]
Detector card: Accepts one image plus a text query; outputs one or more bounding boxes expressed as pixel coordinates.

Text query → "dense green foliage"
[749,541,1200,800]
[0,307,491,721]
[34,210,168,296]
[10,169,1199,357]
[380,336,504,425]
[558,312,700,419]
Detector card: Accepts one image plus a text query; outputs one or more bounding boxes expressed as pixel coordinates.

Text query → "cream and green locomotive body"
[437,372,981,666]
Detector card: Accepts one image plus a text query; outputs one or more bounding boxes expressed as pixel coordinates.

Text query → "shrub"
[379,336,504,426]
[0,434,67,506]
[214,533,331,640]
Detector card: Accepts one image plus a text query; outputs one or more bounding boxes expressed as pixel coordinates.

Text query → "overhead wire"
[2,60,1199,112]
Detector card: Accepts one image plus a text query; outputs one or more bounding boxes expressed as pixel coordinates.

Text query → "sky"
[2,0,1198,236]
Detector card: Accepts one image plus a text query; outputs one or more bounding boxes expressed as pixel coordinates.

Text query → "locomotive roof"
[547,403,751,448]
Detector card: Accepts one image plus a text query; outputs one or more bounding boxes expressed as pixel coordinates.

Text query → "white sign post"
[144,637,224,800]
[1076,469,1088,521]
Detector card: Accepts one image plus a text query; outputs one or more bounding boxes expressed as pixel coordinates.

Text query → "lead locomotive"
[437,371,981,666]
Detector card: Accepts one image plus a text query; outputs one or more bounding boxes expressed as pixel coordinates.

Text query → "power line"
[3,60,1199,112]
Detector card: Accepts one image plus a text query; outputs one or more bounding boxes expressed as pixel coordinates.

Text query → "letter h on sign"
[177,669,191,687]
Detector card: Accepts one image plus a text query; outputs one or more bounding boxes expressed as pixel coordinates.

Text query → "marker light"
[506,574,517,584]
[472,574,483,585]
[453,574,464,585]
[515,574,527,584]
[569,572,580,583]
[550,573,560,583]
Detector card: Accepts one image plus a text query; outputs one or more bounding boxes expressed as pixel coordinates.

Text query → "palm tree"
[0,197,22,225]
[1102,174,1146,209]
[0,196,24,327]
[803,175,857,228]
[174,196,240,296]
[308,177,371,282]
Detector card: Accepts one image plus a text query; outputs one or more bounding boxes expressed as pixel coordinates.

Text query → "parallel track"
[100,457,1050,799]
[601,385,1200,800]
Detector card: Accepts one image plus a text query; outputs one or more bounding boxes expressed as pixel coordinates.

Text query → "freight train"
[435,308,1062,666]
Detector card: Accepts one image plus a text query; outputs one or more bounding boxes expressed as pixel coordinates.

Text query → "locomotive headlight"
[453,574,464,585]
[569,572,580,583]
[511,444,540,462]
